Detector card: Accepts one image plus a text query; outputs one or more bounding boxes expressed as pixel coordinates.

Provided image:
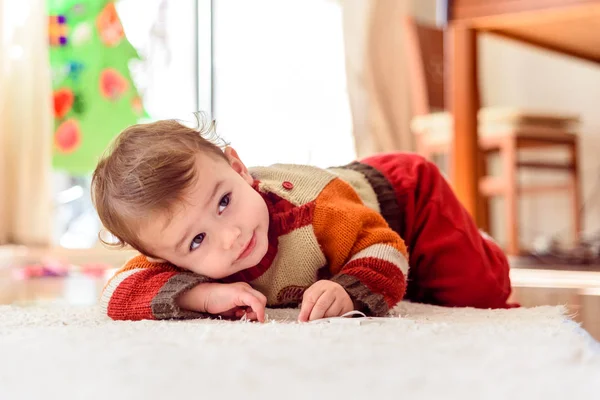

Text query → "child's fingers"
[236,291,266,322]
[245,286,267,307]
[298,285,326,322]
[298,294,315,322]
[308,291,335,321]
[324,297,346,319]
[244,287,267,321]
[256,290,267,307]
[243,310,258,321]
[231,307,258,321]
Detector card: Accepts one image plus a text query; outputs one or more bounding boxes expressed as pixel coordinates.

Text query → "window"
[212,0,355,168]
[53,0,355,248]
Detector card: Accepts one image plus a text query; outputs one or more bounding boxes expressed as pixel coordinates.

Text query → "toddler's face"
[138,148,270,279]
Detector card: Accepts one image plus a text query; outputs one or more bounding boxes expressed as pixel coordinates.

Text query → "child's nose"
[221,227,241,250]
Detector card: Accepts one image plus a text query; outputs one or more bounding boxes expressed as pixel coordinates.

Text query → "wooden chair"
[403,16,582,256]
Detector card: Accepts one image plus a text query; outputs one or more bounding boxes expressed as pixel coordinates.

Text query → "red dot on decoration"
[54,119,81,154]
[282,181,294,190]
[53,88,74,119]
[100,68,128,101]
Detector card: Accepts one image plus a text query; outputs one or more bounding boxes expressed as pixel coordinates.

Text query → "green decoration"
[48,0,148,175]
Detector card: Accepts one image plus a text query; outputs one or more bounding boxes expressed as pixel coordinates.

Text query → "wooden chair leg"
[502,138,519,256]
[478,148,491,234]
[570,139,582,243]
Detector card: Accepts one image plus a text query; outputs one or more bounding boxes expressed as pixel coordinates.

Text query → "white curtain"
[339,0,416,158]
[0,0,53,245]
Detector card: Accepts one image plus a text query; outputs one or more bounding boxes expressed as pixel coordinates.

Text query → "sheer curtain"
[0,0,53,245]
[340,0,418,158]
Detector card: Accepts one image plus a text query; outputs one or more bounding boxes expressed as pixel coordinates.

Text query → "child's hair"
[91,115,229,256]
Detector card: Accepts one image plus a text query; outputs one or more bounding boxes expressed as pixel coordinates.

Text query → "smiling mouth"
[236,232,256,262]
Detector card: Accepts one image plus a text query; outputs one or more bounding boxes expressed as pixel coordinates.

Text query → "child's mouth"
[236,231,256,262]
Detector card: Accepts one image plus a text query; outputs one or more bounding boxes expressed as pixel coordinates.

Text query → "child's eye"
[218,193,230,214]
[189,233,206,251]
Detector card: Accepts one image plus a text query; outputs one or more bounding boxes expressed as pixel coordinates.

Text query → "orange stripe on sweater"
[103,254,179,292]
[313,178,408,275]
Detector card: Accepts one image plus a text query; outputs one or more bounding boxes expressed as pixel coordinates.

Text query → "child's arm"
[178,282,267,321]
[101,255,266,321]
[312,178,409,317]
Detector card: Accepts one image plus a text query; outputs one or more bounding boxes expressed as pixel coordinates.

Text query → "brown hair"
[91,115,229,256]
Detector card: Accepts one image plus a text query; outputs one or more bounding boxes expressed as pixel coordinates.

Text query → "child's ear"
[224,147,253,184]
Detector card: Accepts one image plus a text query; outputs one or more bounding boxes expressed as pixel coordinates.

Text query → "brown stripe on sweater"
[336,161,401,235]
[276,285,307,307]
[332,273,389,317]
[151,273,212,319]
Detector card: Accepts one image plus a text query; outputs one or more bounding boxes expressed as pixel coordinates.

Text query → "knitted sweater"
[100,162,409,320]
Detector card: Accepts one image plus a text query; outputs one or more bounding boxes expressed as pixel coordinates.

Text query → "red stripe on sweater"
[107,269,178,320]
[255,182,314,235]
[271,201,315,236]
[342,257,406,307]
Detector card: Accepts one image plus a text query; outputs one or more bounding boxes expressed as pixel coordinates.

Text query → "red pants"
[361,152,516,309]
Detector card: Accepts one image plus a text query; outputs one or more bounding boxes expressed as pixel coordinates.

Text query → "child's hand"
[178,282,267,322]
[298,280,353,322]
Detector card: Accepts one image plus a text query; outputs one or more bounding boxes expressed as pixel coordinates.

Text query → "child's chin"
[254,241,269,263]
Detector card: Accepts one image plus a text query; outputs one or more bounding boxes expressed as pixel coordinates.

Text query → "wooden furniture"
[442,0,600,233]
[403,16,582,255]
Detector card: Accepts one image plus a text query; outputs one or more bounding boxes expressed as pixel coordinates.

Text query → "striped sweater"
[101,162,409,320]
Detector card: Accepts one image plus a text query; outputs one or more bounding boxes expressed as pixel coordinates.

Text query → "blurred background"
[1,0,600,338]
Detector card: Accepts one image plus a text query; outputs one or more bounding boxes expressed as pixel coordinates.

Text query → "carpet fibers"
[1,302,599,399]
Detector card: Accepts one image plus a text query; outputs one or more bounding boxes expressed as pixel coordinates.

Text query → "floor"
[1,245,599,340]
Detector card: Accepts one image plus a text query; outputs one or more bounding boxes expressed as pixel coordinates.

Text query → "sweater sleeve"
[313,178,409,316]
[100,255,212,321]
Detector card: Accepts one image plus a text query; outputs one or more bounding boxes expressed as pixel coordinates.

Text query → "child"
[92,118,514,322]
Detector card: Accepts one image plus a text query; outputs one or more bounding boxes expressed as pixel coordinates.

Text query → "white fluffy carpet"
[1,302,599,400]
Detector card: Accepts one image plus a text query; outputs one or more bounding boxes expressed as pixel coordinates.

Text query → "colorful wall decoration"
[48,0,147,175]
